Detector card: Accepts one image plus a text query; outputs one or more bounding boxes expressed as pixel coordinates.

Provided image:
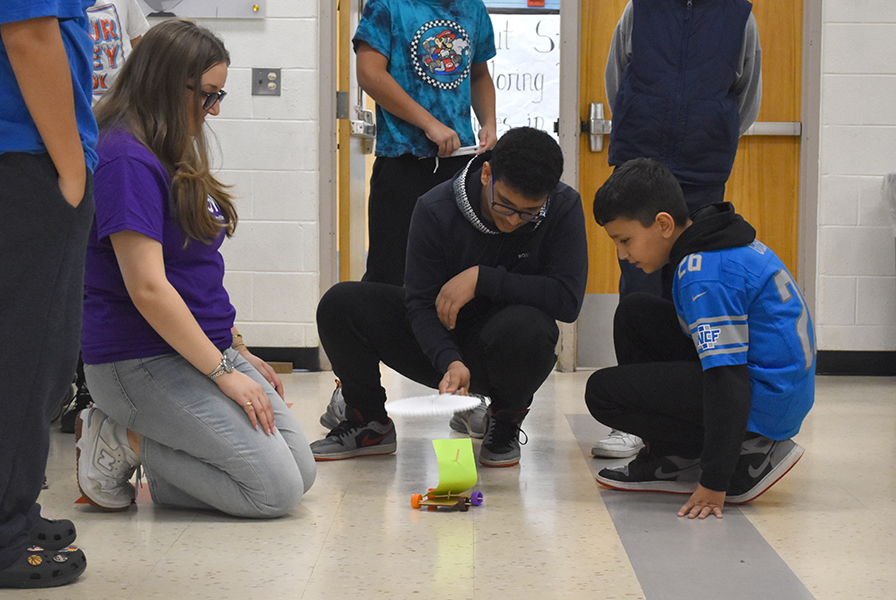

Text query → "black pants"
[618,182,725,300]
[584,293,705,457]
[0,153,94,569]
[317,282,559,421]
[362,154,470,286]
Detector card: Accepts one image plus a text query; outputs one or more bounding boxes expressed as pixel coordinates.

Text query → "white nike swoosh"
[692,291,708,301]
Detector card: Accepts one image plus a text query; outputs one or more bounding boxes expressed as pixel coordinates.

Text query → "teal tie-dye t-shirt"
[353,0,496,157]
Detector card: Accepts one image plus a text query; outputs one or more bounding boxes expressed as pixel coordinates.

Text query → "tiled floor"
[16,369,896,599]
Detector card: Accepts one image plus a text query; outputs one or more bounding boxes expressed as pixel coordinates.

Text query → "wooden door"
[578,0,803,295]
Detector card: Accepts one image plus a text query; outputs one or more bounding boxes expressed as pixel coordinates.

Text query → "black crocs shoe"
[29,518,76,551]
[0,545,86,589]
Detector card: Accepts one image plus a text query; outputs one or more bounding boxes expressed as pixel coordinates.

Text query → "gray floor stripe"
[567,414,816,600]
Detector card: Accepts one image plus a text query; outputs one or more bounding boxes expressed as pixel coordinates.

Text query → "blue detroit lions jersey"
[673,240,816,439]
[353,0,495,157]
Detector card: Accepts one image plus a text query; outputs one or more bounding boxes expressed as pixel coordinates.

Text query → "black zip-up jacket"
[404,152,588,374]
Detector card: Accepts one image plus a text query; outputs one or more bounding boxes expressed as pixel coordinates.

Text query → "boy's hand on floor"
[678,485,725,519]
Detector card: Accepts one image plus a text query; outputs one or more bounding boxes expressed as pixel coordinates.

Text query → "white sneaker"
[319,380,346,429]
[591,429,645,459]
[448,396,489,439]
[76,407,139,511]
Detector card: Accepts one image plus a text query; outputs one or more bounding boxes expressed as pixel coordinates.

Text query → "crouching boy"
[312,127,588,467]
[587,158,815,518]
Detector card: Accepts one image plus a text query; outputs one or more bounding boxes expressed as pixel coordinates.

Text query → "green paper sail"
[429,438,478,496]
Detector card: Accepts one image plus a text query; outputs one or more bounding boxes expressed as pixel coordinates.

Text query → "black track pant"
[0,153,94,569]
[317,282,559,422]
[362,154,470,286]
[584,293,706,457]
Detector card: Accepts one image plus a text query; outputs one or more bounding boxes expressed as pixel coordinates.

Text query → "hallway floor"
[17,369,896,599]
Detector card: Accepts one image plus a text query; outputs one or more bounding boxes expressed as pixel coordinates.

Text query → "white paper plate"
[386,393,481,418]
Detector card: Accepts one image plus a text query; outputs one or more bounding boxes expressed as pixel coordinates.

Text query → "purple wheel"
[470,491,483,506]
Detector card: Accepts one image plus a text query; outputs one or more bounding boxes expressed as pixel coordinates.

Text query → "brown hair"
[94,19,236,243]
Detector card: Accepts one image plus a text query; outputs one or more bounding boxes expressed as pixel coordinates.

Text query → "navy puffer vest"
[608,0,752,186]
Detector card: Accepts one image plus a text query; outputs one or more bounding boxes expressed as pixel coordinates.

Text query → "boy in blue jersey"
[586,158,814,519]
[1,0,96,587]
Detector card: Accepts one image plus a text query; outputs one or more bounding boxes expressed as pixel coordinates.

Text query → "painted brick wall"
[817,0,896,351]
[165,0,322,351]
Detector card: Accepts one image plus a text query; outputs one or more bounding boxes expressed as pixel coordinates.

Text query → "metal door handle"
[349,107,376,154]
[350,107,376,139]
[582,102,612,152]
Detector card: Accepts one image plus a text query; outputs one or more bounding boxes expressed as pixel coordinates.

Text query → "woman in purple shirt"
[76,20,315,517]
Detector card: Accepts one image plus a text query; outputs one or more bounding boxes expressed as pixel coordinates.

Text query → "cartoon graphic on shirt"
[411,20,472,90]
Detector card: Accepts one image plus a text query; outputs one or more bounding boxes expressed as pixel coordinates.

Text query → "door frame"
[556,0,822,370]
[320,1,821,370]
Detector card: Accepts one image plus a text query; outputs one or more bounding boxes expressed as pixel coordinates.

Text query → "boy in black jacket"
[312,127,588,467]
[588,158,814,518]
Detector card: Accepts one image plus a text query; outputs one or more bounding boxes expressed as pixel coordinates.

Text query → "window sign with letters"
[474,12,560,141]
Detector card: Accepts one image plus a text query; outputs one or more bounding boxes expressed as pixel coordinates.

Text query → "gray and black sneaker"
[726,436,804,504]
[319,379,346,430]
[448,395,489,438]
[310,416,396,461]
[596,448,701,494]
[479,410,528,467]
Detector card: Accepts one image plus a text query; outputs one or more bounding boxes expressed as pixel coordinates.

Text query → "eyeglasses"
[188,85,227,111]
[490,178,546,223]
[198,89,226,111]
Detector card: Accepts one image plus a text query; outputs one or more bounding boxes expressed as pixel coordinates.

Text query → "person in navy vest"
[593,0,762,460]
[606,0,761,299]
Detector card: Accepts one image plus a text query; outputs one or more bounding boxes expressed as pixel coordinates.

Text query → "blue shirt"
[0,0,98,170]
[673,239,816,439]
[353,0,495,157]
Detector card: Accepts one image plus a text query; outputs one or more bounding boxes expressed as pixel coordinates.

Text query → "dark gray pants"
[362,154,469,286]
[0,153,94,568]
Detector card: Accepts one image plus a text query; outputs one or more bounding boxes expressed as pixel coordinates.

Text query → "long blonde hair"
[94,19,236,243]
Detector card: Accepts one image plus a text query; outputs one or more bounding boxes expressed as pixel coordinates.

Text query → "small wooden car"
[410,438,482,512]
[410,490,484,512]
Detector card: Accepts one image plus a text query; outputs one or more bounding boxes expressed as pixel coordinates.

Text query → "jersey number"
[773,269,814,370]
[677,254,703,278]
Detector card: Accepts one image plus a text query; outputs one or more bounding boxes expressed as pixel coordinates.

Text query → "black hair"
[592,158,689,227]
[489,127,563,200]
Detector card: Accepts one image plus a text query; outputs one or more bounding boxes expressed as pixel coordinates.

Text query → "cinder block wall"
[816,0,896,353]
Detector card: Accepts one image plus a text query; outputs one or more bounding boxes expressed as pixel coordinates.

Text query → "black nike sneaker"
[596,448,701,494]
[726,436,804,504]
[310,412,396,461]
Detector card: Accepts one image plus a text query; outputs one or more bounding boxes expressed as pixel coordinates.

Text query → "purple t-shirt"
[81,129,236,364]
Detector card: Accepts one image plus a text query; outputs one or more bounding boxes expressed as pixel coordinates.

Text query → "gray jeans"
[85,348,316,518]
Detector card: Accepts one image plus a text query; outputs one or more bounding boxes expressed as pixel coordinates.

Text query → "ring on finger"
[245,401,253,408]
